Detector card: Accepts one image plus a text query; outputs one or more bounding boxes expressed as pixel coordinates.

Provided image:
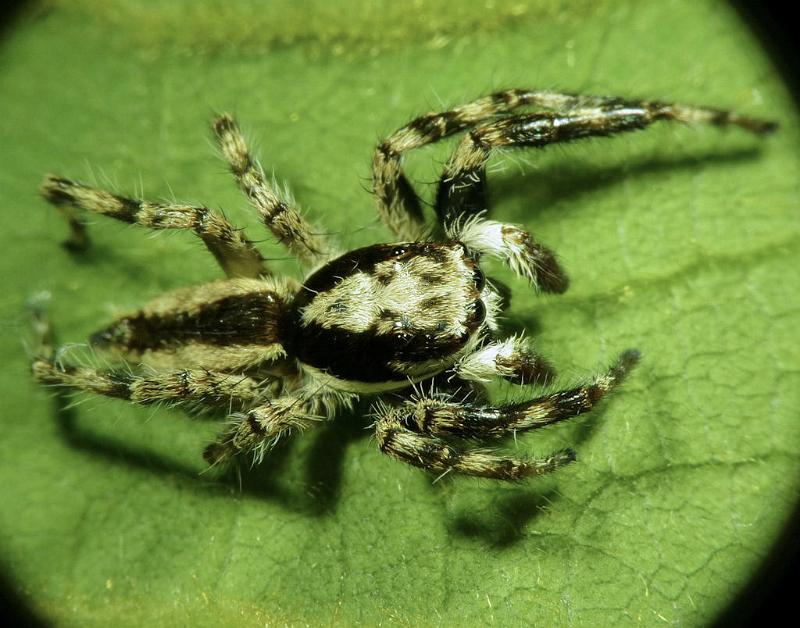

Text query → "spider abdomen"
[88,278,294,371]
[283,242,488,389]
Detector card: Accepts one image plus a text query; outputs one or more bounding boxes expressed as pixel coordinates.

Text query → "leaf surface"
[0,1,798,625]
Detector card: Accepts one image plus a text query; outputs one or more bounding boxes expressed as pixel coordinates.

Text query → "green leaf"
[1,1,798,625]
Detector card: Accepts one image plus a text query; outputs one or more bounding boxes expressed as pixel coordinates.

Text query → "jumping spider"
[32,89,775,480]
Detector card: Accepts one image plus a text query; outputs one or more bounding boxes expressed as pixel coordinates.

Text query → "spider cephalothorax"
[33,89,775,480]
[283,242,496,390]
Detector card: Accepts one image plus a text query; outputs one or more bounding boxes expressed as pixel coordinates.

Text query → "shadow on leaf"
[446,486,561,548]
[490,146,765,223]
[49,387,371,516]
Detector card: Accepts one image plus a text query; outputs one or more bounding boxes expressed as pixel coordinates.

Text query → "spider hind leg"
[40,175,266,278]
[30,304,280,411]
[212,114,336,268]
[203,388,357,467]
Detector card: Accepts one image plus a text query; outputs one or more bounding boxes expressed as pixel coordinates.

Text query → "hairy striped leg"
[203,388,358,466]
[436,92,777,225]
[30,308,280,410]
[373,89,584,240]
[417,349,638,438]
[374,88,775,241]
[40,175,266,278]
[375,417,576,481]
[374,350,639,480]
[445,101,775,292]
[33,360,280,410]
[453,336,555,386]
[213,115,336,268]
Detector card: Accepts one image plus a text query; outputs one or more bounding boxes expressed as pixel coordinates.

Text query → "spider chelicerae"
[32,89,775,480]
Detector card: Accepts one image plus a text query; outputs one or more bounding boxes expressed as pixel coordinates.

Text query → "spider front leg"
[412,350,639,439]
[375,414,576,481]
[442,97,776,292]
[40,175,267,278]
[436,92,777,224]
[213,115,336,268]
[373,89,564,240]
[374,350,638,480]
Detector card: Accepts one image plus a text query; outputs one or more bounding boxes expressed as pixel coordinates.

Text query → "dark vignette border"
[0,4,80,627]
[732,0,800,102]
[719,5,800,627]
[0,0,29,40]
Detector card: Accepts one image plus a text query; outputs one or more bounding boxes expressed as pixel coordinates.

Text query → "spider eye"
[391,246,407,257]
[472,266,485,291]
[454,241,470,256]
[472,299,486,322]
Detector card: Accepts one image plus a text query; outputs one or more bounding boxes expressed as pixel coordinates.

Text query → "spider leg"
[213,115,335,268]
[33,358,280,410]
[454,216,569,293]
[436,93,777,224]
[453,336,555,386]
[40,175,266,278]
[203,388,357,466]
[407,349,639,439]
[375,412,576,481]
[30,304,280,409]
[374,350,637,480]
[445,101,774,292]
[373,89,559,240]
[374,89,775,241]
